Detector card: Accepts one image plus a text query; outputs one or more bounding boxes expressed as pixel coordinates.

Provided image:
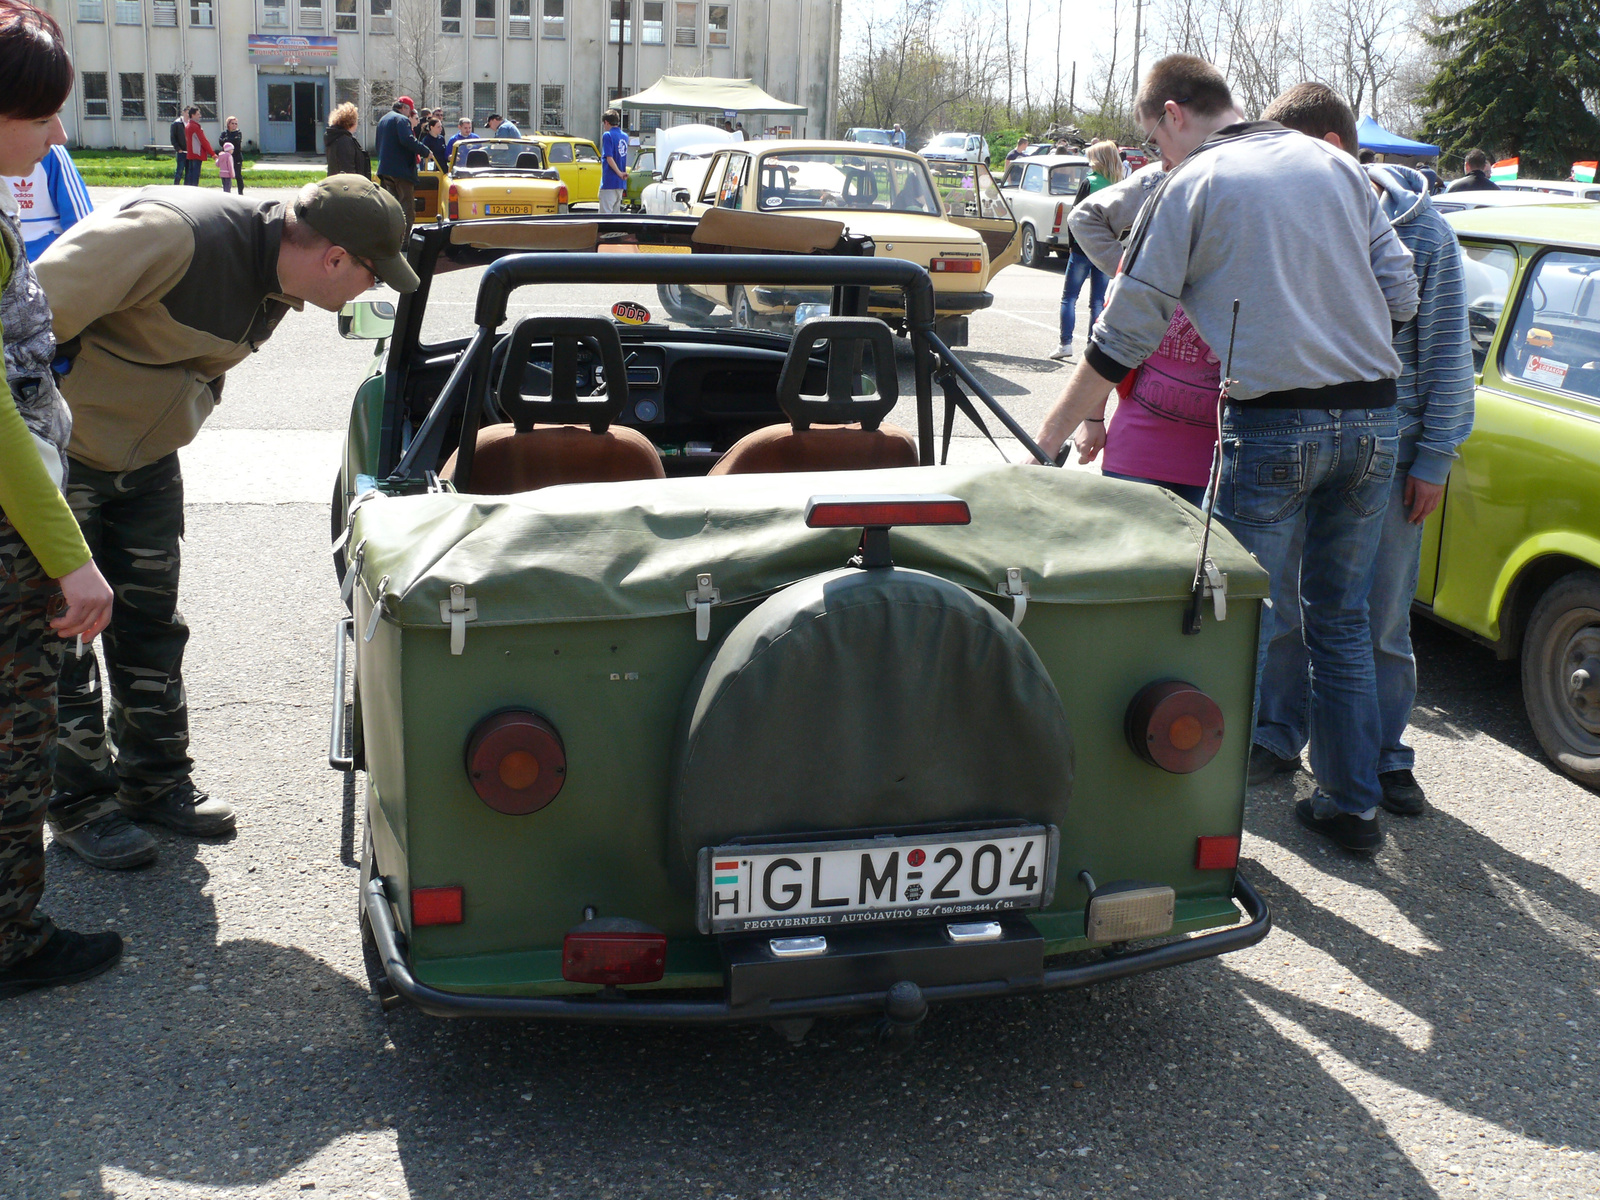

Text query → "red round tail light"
[465,710,566,814]
[1125,680,1225,773]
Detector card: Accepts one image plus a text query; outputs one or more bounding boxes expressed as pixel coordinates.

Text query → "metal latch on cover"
[999,567,1029,627]
[1200,558,1227,622]
[439,583,478,655]
[685,573,721,642]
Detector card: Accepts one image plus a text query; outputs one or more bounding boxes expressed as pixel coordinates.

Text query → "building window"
[333,0,355,29]
[641,1,663,43]
[641,110,661,131]
[506,83,530,131]
[541,0,562,37]
[369,0,391,33]
[267,83,292,123]
[674,2,694,45]
[707,2,727,46]
[440,0,459,33]
[262,0,286,25]
[540,83,563,131]
[472,81,496,126]
[114,0,140,22]
[608,0,629,43]
[156,73,181,119]
[507,0,528,36]
[474,0,493,34]
[78,0,104,22]
[441,81,462,119]
[336,77,360,108]
[119,73,146,120]
[153,0,177,25]
[299,0,323,27]
[189,0,213,24]
[193,75,217,119]
[370,79,395,110]
[83,72,110,117]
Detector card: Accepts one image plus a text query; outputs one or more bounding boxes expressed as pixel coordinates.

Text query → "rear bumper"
[362,873,1271,1023]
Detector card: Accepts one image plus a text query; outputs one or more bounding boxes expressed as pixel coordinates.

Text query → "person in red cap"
[373,95,426,231]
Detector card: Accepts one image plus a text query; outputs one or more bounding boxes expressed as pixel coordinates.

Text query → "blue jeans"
[1255,463,1424,776]
[172,152,186,184]
[1214,406,1399,817]
[1060,249,1107,346]
[1100,468,1208,507]
[184,158,202,186]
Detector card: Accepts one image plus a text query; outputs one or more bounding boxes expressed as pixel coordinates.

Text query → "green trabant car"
[1434,204,1600,787]
[329,210,1270,1033]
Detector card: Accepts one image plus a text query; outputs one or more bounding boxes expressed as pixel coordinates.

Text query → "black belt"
[1230,377,1397,410]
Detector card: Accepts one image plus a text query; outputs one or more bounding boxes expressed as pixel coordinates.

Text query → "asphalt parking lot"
[4,200,1599,1199]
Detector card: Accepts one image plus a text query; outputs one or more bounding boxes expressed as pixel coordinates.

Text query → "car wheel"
[655,281,716,324]
[1522,570,1600,788]
[731,285,758,331]
[1020,224,1042,268]
[331,470,349,602]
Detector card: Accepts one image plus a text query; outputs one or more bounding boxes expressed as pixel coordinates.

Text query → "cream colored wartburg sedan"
[658,140,1020,346]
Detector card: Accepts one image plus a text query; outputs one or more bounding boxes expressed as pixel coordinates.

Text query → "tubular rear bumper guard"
[361,874,1271,1023]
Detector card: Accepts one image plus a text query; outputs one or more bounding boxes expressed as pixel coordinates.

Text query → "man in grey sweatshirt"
[1034,54,1420,855]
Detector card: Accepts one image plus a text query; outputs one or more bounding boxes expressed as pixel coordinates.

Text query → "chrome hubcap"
[1562,630,1600,735]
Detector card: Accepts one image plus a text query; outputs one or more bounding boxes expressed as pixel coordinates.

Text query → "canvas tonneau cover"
[349,464,1270,629]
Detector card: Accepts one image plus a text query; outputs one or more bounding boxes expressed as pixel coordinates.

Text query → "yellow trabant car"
[524,134,603,206]
[664,140,1019,345]
[413,138,568,223]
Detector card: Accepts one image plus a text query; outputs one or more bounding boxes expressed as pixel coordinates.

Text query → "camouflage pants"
[0,513,64,967]
[51,453,192,831]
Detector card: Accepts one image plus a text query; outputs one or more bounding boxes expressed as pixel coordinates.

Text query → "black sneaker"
[1379,769,1427,816]
[1248,743,1302,786]
[52,812,158,870]
[1295,797,1384,854]
[0,929,123,1000]
[123,781,235,837]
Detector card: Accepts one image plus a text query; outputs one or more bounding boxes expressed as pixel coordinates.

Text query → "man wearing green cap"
[32,177,417,869]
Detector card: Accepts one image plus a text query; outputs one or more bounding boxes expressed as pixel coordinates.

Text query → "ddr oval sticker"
[612,301,652,325]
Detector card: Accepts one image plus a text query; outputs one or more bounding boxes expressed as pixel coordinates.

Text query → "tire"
[331,469,349,600]
[655,281,716,324]
[731,285,758,331]
[1522,569,1600,788]
[1020,223,1044,268]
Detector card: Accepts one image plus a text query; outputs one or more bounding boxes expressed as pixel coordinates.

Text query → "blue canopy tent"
[1357,116,1439,158]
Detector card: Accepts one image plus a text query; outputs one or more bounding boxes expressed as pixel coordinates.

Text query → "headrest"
[496,316,629,434]
[515,151,541,169]
[465,149,490,168]
[774,317,898,432]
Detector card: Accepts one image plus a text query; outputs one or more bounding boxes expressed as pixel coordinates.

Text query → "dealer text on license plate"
[486,204,535,215]
[697,826,1057,934]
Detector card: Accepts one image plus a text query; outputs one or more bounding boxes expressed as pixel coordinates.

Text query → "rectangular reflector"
[804,494,971,529]
[562,931,668,985]
[1195,835,1241,871]
[1085,885,1175,943]
[411,885,464,927]
[931,257,983,273]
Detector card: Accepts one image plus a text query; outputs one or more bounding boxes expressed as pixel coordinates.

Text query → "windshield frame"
[749,149,944,216]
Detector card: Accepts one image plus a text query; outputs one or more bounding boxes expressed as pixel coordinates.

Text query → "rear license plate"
[486,204,535,215]
[697,826,1057,935]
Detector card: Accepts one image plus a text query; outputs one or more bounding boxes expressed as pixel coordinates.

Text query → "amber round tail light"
[1125,680,1225,773]
[465,710,566,814]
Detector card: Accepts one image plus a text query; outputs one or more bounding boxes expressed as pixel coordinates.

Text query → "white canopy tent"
[618,76,808,118]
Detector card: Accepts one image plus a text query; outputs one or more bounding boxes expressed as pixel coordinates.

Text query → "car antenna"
[1184,298,1240,637]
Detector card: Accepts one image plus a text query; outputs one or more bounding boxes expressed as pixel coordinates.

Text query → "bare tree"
[393,0,458,110]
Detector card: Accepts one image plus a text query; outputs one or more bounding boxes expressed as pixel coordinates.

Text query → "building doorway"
[257,74,327,154]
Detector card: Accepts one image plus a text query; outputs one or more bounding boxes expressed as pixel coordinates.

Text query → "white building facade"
[46,0,842,152]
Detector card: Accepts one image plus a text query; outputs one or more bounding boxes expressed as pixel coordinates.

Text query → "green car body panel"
[348,464,1268,997]
[1434,206,1600,647]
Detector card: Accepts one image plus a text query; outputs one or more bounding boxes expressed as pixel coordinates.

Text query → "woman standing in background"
[1051,140,1122,362]
[218,115,245,192]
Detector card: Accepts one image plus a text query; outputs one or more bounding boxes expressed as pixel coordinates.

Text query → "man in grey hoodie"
[1034,54,1419,855]
[1256,83,1474,817]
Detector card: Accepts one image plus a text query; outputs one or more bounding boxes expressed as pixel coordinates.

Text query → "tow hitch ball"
[877,980,929,1053]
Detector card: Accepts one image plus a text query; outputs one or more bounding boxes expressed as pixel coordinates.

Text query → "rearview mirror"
[339,297,396,341]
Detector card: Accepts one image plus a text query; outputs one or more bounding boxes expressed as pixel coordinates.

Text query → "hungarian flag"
[1490,158,1519,182]
[1574,162,1598,183]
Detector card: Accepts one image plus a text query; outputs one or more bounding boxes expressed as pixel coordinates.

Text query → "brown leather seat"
[709,422,916,475]
[711,316,917,476]
[448,314,664,494]
[444,423,664,493]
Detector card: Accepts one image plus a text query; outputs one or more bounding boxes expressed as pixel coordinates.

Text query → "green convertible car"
[328,209,1271,1035]
[1433,204,1600,787]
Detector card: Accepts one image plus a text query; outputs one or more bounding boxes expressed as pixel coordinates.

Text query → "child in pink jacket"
[216,142,235,192]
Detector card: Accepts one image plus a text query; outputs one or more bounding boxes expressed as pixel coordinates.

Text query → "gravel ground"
[3,221,1597,1199]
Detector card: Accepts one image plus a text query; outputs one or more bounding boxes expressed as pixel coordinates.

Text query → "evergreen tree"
[1421,0,1600,175]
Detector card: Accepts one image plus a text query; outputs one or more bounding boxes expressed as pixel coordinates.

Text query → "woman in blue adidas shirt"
[1,142,90,260]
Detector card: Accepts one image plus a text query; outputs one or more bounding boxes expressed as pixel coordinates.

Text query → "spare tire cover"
[669,567,1073,884]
